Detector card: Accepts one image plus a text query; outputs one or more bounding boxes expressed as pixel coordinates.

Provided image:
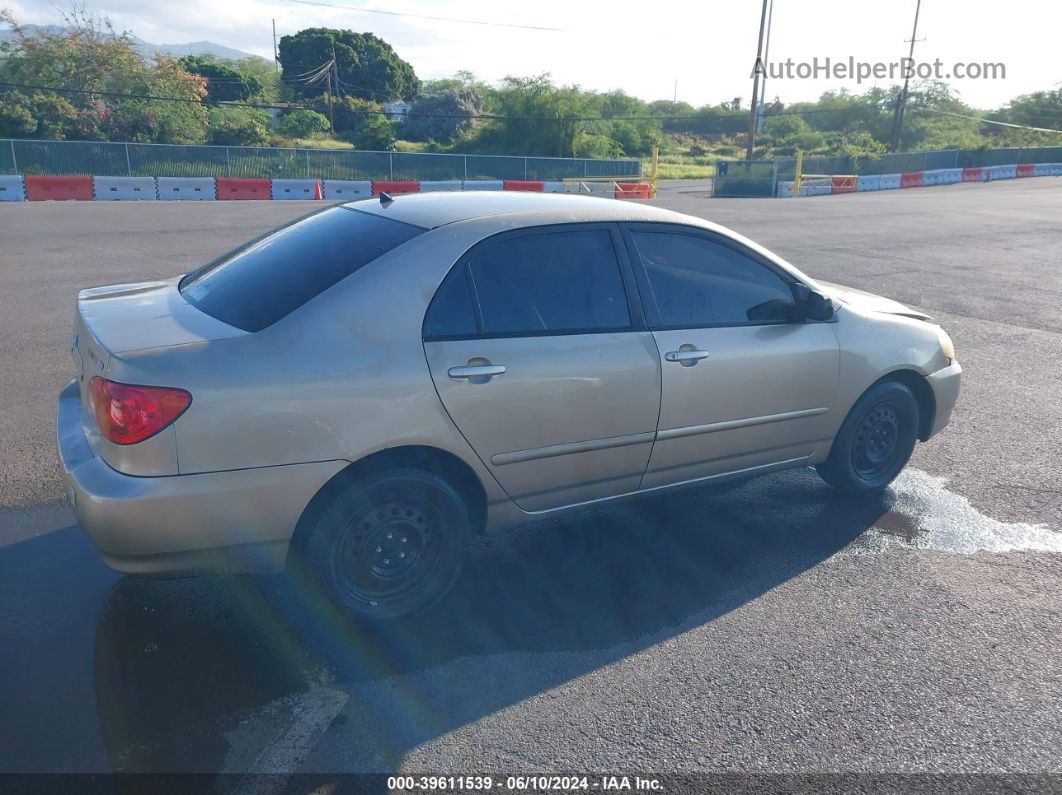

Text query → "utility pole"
[745,0,770,160]
[323,49,337,133]
[332,45,340,99]
[272,19,279,72]
[756,0,774,134]
[673,79,678,102]
[889,0,924,152]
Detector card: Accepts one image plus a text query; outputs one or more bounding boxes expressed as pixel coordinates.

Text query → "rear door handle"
[448,364,507,379]
[664,349,709,363]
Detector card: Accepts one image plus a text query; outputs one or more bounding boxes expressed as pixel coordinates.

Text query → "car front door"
[622,224,840,490]
[422,224,661,512]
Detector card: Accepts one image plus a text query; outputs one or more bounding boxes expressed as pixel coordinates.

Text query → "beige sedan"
[57,191,960,620]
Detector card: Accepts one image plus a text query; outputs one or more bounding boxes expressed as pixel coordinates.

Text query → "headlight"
[937,327,955,362]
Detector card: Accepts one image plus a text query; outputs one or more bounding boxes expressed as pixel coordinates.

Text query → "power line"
[913,107,1062,134]
[272,0,566,32]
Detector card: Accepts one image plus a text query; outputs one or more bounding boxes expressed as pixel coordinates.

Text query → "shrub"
[277,109,332,138]
[206,106,270,146]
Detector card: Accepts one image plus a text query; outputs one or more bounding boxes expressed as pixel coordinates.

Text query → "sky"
[4,0,1060,110]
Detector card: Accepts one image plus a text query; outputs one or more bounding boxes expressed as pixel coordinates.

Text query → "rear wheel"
[301,468,469,621]
[816,380,919,495]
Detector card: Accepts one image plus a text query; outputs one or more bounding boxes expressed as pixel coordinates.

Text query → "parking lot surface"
[1,180,1060,781]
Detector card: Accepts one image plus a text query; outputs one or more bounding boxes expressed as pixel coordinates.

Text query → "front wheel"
[816,380,919,495]
[300,468,470,622]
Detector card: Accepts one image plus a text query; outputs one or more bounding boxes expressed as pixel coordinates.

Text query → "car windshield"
[179,206,423,332]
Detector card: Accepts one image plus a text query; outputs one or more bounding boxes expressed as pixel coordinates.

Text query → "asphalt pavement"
[1,180,1060,785]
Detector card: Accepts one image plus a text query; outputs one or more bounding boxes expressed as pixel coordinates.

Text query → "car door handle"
[664,349,709,363]
[448,364,507,379]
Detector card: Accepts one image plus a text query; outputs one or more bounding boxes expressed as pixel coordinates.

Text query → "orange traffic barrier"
[372,180,419,195]
[900,171,923,188]
[216,177,271,200]
[830,176,857,194]
[962,167,983,182]
[1016,163,1034,178]
[24,175,94,201]
[615,182,652,199]
[502,180,544,192]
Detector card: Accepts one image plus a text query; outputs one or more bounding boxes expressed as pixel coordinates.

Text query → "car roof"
[342,189,818,287]
[344,190,681,229]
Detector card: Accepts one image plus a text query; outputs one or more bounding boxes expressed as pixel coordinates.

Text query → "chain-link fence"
[0,138,642,181]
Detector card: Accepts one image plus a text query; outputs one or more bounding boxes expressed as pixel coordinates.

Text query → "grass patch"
[286,137,354,150]
[653,159,716,179]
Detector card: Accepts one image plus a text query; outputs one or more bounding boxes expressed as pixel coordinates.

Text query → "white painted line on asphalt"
[222,668,349,795]
[857,468,1062,554]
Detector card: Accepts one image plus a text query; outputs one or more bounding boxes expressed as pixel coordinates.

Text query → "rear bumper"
[925,360,962,438]
[56,379,345,574]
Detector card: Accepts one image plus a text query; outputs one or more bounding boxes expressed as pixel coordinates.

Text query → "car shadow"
[90,467,891,778]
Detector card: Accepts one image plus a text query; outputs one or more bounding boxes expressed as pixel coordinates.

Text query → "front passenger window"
[631,232,797,327]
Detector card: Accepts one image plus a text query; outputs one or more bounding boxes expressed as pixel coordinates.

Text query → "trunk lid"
[77,278,246,355]
[71,278,246,475]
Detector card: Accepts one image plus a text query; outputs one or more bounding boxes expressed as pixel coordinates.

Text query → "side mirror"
[803,290,835,321]
[792,284,835,321]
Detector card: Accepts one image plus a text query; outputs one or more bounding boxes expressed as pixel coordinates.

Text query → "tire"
[300,468,470,622]
[816,380,919,495]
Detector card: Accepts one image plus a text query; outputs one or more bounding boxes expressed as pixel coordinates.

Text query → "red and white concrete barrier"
[780,161,1062,197]
[0,174,650,202]
[419,180,462,192]
[0,174,26,201]
[271,178,320,200]
[157,177,216,200]
[322,180,372,200]
[93,176,158,200]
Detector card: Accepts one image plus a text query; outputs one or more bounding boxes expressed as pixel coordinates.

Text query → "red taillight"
[88,377,192,445]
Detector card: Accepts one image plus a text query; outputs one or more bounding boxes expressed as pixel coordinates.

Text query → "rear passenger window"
[468,229,631,336]
[424,268,477,339]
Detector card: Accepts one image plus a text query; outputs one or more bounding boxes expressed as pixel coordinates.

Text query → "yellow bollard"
[650,145,659,197]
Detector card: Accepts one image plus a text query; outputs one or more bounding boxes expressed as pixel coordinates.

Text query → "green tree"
[647,99,695,117]
[573,130,622,158]
[277,109,332,138]
[179,55,263,102]
[331,96,394,149]
[401,88,481,143]
[762,115,827,154]
[206,106,270,146]
[352,113,395,149]
[0,9,208,143]
[0,92,38,137]
[278,28,419,103]
[230,57,283,103]
[477,74,590,157]
[587,90,661,156]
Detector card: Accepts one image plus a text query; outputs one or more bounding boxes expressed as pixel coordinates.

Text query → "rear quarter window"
[179,207,423,332]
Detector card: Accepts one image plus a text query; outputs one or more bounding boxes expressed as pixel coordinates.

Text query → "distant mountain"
[0,24,265,63]
[138,38,263,62]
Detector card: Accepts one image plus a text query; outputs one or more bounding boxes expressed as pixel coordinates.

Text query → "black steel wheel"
[302,468,469,621]
[816,380,919,494]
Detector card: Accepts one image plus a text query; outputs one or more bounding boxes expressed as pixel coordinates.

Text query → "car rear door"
[622,224,840,489]
[422,223,661,512]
